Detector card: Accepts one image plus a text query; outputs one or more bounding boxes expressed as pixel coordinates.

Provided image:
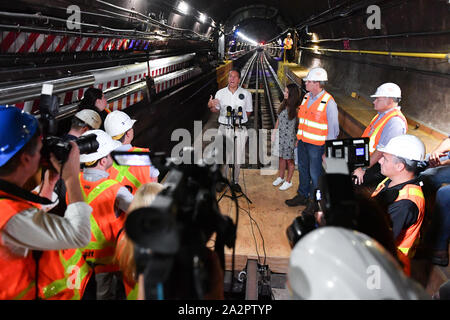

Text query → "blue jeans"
[297,140,324,198]
[425,185,450,251]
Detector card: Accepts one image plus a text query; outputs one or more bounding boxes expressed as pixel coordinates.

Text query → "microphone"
[237,106,243,127]
[226,106,232,126]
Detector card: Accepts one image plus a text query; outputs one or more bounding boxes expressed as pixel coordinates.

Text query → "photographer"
[79,88,109,127]
[0,106,92,300]
[63,109,102,141]
[77,129,134,300]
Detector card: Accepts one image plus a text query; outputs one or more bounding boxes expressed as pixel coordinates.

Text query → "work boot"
[302,198,318,216]
[285,193,308,207]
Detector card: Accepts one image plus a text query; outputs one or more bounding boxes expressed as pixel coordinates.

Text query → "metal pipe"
[300,46,449,60]
[0,53,196,105]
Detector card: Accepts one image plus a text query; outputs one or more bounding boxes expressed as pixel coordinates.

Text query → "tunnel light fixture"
[311,33,319,43]
[178,1,189,14]
[236,31,257,46]
[199,12,206,23]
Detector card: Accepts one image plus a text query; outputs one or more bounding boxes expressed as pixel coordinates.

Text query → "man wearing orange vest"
[353,83,407,186]
[371,134,426,259]
[78,129,134,300]
[0,106,92,300]
[104,110,159,195]
[283,32,294,62]
[285,67,339,213]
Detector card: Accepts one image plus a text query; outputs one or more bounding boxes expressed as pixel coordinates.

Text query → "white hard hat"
[104,111,137,138]
[288,227,428,300]
[287,33,291,36]
[377,134,425,161]
[371,83,401,98]
[75,109,102,130]
[79,129,121,163]
[303,67,328,81]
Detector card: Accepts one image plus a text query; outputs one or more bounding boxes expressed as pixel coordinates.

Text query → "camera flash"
[42,83,53,95]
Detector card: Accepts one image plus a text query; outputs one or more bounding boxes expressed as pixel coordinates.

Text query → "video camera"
[111,148,236,300]
[286,138,369,247]
[38,84,99,166]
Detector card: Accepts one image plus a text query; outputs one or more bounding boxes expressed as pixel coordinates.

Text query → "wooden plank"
[217,169,304,274]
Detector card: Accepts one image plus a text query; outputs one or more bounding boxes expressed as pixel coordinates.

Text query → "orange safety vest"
[107,146,156,195]
[372,178,425,258]
[296,91,334,146]
[362,108,407,154]
[0,191,37,300]
[283,38,293,50]
[38,248,92,300]
[78,173,126,274]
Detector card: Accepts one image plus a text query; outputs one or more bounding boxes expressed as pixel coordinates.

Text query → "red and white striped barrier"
[0,31,156,54]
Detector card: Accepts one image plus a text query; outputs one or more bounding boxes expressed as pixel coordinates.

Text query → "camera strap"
[0,179,54,205]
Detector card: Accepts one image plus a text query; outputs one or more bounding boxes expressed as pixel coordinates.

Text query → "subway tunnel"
[0,0,449,302]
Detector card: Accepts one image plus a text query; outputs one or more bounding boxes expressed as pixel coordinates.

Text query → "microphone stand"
[218,108,252,204]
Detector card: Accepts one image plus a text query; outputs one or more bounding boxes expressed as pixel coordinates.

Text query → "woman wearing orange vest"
[104,111,159,194]
[353,83,407,186]
[371,135,426,258]
[77,129,134,300]
[285,67,339,213]
[0,106,92,300]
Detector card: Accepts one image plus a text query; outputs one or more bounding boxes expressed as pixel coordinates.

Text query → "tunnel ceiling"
[188,0,373,41]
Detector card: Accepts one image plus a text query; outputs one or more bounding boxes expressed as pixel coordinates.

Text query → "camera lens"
[76,133,99,154]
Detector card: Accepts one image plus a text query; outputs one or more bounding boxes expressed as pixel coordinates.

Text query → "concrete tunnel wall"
[297,0,449,135]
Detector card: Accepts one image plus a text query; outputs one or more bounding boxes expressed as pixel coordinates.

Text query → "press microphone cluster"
[225,106,244,128]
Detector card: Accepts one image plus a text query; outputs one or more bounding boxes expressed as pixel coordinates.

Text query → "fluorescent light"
[199,13,206,23]
[236,31,257,46]
[178,1,189,14]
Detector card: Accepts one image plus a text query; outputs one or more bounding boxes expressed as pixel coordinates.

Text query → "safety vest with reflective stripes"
[38,248,92,300]
[284,38,293,50]
[107,146,156,195]
[372,178,425,258]
[362,108,407,154]
[78,173,126,274]
[0,192,37,300]
[296,91,334,146]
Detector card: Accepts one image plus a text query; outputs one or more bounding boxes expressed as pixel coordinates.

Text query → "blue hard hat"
[0,106,38,166]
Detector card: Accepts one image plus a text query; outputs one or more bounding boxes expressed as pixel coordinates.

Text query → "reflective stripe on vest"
[362,108,407,154]
[79,176,120,268]
[108,146,152,194]
[395,184,425,257]
[296,92,332,145]
[40,249,91,300]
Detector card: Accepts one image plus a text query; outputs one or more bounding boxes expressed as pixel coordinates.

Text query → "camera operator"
[208,68,252,193]
[104,111,159,194]
[50,109,102,217]
[0,106,92,300]
[371,135,426,260]
[77,129,134,300]
[62,109,102,141]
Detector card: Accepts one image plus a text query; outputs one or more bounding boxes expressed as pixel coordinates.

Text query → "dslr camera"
[38,84,99,165]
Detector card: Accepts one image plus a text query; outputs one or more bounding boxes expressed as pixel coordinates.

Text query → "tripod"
[218,108,252,204]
